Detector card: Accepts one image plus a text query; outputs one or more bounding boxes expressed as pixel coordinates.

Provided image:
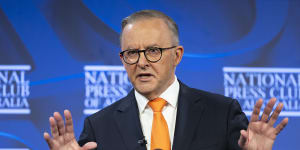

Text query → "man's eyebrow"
[125,44,160,50]
[145,44,160,49]
[125,47,138,50]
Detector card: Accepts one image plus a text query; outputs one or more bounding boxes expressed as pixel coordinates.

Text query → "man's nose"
[137,52,149,67]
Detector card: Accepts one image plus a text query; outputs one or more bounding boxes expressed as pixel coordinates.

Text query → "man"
[43,10,288,150]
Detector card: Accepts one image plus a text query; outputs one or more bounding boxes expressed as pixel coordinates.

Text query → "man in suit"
[43,10,288,150]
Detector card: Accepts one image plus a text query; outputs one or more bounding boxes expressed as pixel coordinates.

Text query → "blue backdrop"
[0,0,299,149]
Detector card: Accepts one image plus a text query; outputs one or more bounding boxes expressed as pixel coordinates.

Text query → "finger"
[275,118,289,135]
[268,102,283,126]
[238,130,248,147]
[54,112,65,136]
[261,98,277,122]
[44,132,54,149]
[64,110,75,136]
[82,142,98,150]
[49,117,59,138]
[250,99,263,122]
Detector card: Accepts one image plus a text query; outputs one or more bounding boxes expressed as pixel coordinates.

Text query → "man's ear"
[119,53,123,60]
[119,53,125,65]
[174,46,184,66]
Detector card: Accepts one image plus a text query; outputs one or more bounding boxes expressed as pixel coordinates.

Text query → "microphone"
[137,136,147,145]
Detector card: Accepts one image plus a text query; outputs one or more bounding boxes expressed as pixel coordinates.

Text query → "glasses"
[120,46,177,65]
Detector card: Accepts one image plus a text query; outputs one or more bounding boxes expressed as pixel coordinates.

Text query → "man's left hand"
[238,98,289,150]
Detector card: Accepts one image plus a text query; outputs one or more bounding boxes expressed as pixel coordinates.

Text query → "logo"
[223,67,300,116]
[84,65,132,115]
[0,65,31,114]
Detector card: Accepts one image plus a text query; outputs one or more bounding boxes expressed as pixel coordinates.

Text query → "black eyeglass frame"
[119,46,177,65]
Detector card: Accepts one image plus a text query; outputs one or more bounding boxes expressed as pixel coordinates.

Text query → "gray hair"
[120,9,179,45]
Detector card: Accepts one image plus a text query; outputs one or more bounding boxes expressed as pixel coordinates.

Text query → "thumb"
[238,130,248,148]
[82,142,97,150]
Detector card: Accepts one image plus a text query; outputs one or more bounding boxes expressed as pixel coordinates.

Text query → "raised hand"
[238,98,289,150]
[43,110,97,150]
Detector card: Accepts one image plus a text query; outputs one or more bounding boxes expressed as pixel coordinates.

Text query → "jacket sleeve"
[227,99,249,150]
[78,117,97,147]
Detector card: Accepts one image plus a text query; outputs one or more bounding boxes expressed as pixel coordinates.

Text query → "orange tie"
[148,98,171,150]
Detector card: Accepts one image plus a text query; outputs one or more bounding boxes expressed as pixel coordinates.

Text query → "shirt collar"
[135,76,180,114]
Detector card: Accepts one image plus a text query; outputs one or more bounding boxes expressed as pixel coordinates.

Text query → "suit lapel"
[172,82,206,150]
[114,90,147,150]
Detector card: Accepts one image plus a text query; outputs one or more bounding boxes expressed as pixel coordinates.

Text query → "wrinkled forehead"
[121,18,174,50]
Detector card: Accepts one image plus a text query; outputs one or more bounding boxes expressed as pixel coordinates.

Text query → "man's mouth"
[137,73,154,81]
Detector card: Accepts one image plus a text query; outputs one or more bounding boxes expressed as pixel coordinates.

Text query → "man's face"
[120,18,183,100]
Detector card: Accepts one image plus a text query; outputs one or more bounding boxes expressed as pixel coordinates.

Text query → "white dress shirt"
[135,77,180,150]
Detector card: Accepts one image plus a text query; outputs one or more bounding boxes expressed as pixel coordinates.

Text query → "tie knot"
[148,98,167,112]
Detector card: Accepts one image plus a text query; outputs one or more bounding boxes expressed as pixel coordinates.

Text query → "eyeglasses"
[120,46,177,65]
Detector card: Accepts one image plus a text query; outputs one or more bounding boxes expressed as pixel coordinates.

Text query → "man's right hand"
[43,110,97,150]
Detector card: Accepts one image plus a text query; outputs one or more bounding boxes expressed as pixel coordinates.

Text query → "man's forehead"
[123,18,166,33]
[123,23,134,31]
[121,19,172,49]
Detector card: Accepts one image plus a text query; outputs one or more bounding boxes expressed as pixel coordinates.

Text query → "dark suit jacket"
[78,81,249,150]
